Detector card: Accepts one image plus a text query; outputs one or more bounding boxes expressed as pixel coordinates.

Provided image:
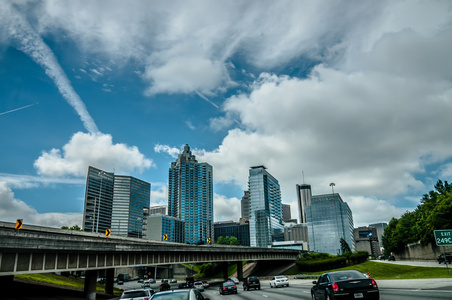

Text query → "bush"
[297,256,347,272]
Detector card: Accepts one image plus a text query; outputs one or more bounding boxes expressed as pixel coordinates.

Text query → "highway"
[113,278,452,300]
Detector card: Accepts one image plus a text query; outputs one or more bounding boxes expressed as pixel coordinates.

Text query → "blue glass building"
[248,166,284,247]
[168,144,213,244]
[306,192,355,255]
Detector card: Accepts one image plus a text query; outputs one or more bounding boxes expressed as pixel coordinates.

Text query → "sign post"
[434,229,452,274]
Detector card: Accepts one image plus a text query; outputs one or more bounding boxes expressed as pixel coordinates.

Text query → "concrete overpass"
[0,221,302,299]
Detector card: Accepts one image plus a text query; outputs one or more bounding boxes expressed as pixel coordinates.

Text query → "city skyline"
[1,1,452,229]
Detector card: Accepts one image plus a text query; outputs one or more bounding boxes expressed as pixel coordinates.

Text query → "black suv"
[243,276,261,291]
[438,253,452,264]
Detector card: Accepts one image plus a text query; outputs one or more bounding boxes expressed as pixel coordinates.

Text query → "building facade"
[282,203,292,222]
[248,166,284,247]
[82,166,115,233]
[296,184,311,224]
[306,192,355,255]
[143,214,185,243]
[82,166,150,237]
[149,205,168,215]
[168,144,213,244]
[369,222,387,250]
[354,226,379,257]
[240,191,250,221]
[111,175,150,238]
[214,221,250,246]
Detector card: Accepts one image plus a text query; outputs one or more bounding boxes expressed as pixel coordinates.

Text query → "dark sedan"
[219,280,237,295]
[311,270,379,299]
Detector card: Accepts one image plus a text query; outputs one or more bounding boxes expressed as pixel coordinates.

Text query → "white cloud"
[150,183,168,206]
[154,144,180,158]
[214,193,241,222]
[34,132,153,177]
[0,182,82,228]
[0,173,84,189]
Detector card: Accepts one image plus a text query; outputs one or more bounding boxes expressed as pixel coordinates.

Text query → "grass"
[294,261,452,280]
[15,273,123,295]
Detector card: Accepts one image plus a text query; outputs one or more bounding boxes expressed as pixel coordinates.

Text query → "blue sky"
[1,0,452,228]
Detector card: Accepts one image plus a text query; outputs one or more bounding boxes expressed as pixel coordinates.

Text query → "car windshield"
[151,291,190,300]
[224,281,235,286]
[330,271,366,281]
[121,291,147,298]
[276,276,286,279]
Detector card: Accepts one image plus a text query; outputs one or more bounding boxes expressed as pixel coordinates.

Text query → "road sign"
[15,219,23,230]
[207,238,211,244]
[163,234,168,241]
[434,230,452,246]
[105,229,111,236]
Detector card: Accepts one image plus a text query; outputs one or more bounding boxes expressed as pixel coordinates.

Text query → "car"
[142,282,151,288]
[387,255,395,261]
[311,270,379,300]
[243,276,261,290]
[438,253,452,264]
[148,278,156,284]
[270,275,289,288]
[202,280,210,288]
[170,279,177,283]
[194,281,204,292]
[229,277,239,284]
[134,276,140,280]
[120,288,154,300]
[161,279,169,283]
[150,288,210,300]
[159,282,171,292]
[219,280,238,295]
[178,282,191,289]
[117,280,124,285]
[377,255,385,260]
[138,278,144,283]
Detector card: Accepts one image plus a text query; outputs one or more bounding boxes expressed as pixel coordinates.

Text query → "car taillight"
[371,279,378,288]
[233,285,237,288]
[222,287,226,290]
[332,282,339,292]
[144,298,148,300]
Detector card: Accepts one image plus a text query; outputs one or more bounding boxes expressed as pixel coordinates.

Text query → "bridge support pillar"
[105,268,114,295]
[222,262,229,281]
[0,275,13,290]
[236,261,243,280]
[84,270,97,300]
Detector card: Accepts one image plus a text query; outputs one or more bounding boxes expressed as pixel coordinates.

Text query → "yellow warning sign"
[15,219,23,230]
[163,234,168,241]
[105,229,111,236]
[207,238,211,244]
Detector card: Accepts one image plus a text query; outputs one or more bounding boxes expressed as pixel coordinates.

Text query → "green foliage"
[296,253,347,272]
[382,180,452,254]
[340,238,351,254]
[216,236,239,245]
[61,225,83,231]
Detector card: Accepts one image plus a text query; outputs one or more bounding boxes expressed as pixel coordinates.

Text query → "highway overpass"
[0,221,302,299]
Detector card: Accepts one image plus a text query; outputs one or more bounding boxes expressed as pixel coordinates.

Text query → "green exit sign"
[434,230,452,246]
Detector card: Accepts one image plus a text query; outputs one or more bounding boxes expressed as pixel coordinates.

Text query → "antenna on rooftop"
[302,170,305,184]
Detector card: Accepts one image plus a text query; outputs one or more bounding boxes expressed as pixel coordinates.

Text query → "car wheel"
[287,284,289,287]
[311,293,317,300]
[270,283,273,288]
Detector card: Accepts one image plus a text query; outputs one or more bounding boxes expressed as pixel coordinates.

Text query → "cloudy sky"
[1,0,452,229]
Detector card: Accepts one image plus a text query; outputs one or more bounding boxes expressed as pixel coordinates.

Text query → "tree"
[61,225,83,231]
[340,238,351,254]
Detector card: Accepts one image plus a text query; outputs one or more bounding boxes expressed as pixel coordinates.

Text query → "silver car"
[194,281,204,291]
[270,275,289,288]
[120,288,154,300]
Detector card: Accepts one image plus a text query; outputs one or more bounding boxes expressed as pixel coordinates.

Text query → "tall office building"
[296,184,311,224]
[82,167,115,233]
[168,144,213,244]
[306,191,355,255]
[214,221,250,246]
[111,175,150,237]
[149,205,168,215]
[241,191,250,221]
[143,214,185,243]
[248,166,284,247]
[282,203,291,222]
[82,166,150,237]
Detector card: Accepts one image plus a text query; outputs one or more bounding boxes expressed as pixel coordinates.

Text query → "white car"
[270,275,289,288]
[194,281,204,292]
[120,288,154,300]
[229,277,239,284]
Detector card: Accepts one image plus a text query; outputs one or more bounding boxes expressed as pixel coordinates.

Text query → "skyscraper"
[111,175,150,237]
[82,166,115,233]
[82,166,150,237]
[240,190,250,221]
[306,191,355,255]
[168,144,213,244]
[248,166,284,247]
[296,184,311,224]
[282,203,291,222]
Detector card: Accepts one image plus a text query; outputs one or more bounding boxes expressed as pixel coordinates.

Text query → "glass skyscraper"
[306,193,355,255]
[111,175,150,238]
[168,144,213,244]
[248,166,284,247]
[82,166,150,237]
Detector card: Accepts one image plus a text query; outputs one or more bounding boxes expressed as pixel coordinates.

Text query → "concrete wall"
[395,242,452,261]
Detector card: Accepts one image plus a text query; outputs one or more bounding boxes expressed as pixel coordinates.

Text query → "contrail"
[195,91,220,109]
[0,102,38,116]
[0,2,99,134]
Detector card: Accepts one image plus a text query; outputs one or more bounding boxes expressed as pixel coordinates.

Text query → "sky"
[1,0,452,229]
